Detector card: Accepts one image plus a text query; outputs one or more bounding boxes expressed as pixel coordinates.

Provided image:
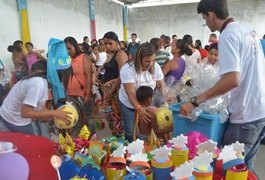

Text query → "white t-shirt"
[119,62,164,109]
[219,22,265,123]
[0,77,48,126]
[184,49,201,65]
[96,52,107,66]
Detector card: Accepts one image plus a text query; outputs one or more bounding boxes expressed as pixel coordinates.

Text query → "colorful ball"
[155,107,173,130]
[54,103,79,129]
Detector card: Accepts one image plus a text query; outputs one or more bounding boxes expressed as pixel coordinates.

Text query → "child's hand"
[139,107,152,124]
[53,109,72,125]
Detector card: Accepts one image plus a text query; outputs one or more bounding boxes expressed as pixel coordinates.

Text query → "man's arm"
[180,71,240,115]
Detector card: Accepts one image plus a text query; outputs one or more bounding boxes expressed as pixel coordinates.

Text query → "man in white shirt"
[180,0,265,170]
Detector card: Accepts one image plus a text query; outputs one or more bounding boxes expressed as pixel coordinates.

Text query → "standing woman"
[25,42,46,72]
[162,39,190,87]
[102,31,128,137]
[8,40,29,84]
[64,37,95,135]
[119,43,164,142]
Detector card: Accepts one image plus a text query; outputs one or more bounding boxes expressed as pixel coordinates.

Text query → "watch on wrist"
[190,96,199,107]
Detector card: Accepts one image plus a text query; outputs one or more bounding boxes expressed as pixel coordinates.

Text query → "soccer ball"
[54,103,79,129]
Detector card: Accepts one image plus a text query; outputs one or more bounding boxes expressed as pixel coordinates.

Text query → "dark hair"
[83,36,88,41]
[131,33,137,37]
[163,36,171,45]
[183,34,193,45]
[23,60,47,80]
[57,67,73,88]
[136,86,154,104]
[176,39,193,56]
[197,0,229,20]
[103,31,119,42]
[204,45,210,51]
[160,34,165,39]
[82,42,91,55]
[195,39,202,49]
[263,34,265,39]
[130,42,156,74]
[64,36,82,56]
[150,38,160,51]
[7,40,23,53]
[25,42,33,47]
[172,34,177,39]
[210,33,217,39]
[208,42,218,51]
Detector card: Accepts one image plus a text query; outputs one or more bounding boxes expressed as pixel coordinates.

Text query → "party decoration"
[127,152,148,162]
[50,155,62,180]
[196,140,217,156]
[95,119,105,130]
[70,176,88,180]
[78,125,91,140]
[231,141,244,158]
[111,145,126,158]
[54,102,79,129]
[0,153,29,180]
[192,151,213,171]
[126,139,144,155]
[151,145,171,163]
[171,161,194,180]
[169,134,188,149]
[59,156,80,180]
[218,145,238,164]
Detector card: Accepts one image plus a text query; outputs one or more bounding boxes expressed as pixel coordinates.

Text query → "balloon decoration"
[0,152,29,180]
[54,102,79,129]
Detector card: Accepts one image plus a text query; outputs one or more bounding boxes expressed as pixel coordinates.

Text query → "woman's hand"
[53,108,72,125]
[138,107,152,124]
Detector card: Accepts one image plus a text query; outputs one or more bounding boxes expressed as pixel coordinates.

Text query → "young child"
[207,42,218,65]
[136,86,172,144]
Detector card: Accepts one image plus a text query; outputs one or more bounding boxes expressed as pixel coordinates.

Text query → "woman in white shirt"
[0,61,70,135]
[119,43,164,142]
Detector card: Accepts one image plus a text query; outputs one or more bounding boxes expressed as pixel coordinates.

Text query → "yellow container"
[170,147,189,167]
[192,167,213,180]
[226,169,248,180]
[106,157,127,180]
[130,161,153,180]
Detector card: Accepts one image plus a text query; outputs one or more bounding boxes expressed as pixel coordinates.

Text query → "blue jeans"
[0,115,35,135]
[222,118,265,170]
[32,120,50,138]
[119,101,135,143]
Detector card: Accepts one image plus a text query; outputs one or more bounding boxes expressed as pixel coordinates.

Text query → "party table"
[0,132,57,180]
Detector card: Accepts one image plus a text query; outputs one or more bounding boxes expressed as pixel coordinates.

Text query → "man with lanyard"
[180,0,265,170]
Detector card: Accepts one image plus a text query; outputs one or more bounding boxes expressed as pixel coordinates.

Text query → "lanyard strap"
[220,18,235,33]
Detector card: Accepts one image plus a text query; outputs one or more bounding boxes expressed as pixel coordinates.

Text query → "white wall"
[0,0,124,71]
[95,0,124,40]
[128,0,265,45]
[0,0,21,71]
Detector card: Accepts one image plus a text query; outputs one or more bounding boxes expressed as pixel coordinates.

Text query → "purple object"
[0,152,29,180]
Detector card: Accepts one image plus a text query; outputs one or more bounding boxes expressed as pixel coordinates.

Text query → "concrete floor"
[96,115,265,179]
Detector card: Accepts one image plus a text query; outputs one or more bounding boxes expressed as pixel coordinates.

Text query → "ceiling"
[112,0,200,7]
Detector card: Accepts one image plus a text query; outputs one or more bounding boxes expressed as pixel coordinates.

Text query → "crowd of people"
[0,0,265,171]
